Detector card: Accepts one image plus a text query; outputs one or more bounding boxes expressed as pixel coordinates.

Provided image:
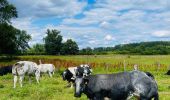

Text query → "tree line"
[113,41,170,55]
[78,41,170,55]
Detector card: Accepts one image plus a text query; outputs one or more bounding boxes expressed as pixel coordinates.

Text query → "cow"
[62,64,92,88]
[12,61,40,88]
[0,66,12,76]
[38,64,55,77]
[74,70,158,100]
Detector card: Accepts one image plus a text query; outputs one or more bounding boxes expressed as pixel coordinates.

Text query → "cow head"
[61,70,67,80]
[74,76,89,97]
[83,67,91,77]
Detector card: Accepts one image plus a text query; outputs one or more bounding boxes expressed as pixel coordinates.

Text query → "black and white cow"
[61,65,92,88]
[74,70,158,100]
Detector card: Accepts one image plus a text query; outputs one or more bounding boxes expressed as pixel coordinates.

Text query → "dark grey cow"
[74,70,158,100]
[0,66,12,76]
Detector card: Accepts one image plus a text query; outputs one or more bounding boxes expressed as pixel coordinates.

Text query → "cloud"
[9,0,170,48]
[152,30,170,38]
[9,0,87,18]
[104,35,115,41]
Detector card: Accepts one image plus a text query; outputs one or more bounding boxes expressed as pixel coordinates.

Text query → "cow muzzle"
[74,93,81,97]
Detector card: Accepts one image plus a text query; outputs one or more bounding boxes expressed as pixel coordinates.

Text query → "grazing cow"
[38,64,55,77]
[74,70,158,100]
[12,61,40,88]
[0,66,12,76]
[62,67,77,88]
[62,65,92,88]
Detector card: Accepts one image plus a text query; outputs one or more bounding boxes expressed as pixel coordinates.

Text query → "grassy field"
[0,55,170,100]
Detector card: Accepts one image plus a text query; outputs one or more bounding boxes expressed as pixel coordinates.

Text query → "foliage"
[79,47,94,55]
[114,41,170,55]
[26,43,45,55]
[0,0,17,24]
[61,39,79,55]
[79,41,170,55]
[43,29,62,55]
[0,23,31,54]
[0,0,31,55]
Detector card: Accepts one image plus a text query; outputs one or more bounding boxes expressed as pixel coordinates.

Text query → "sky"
[9,0,170,49]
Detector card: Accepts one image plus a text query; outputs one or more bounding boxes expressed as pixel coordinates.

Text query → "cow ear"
[14,63,19,66]
[84,78,89,84]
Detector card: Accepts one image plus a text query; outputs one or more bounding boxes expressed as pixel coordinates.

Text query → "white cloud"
[9,0,170,48]
[152,30,170,38]
[104,35,115,41]
[9,0,87,18]
[11,18,46,45]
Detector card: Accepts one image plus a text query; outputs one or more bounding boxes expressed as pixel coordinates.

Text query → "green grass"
[0,55,170,100]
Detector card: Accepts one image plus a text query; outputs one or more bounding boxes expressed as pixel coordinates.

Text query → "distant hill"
[113,41,170,55]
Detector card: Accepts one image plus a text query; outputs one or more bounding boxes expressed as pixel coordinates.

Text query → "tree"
[79,47,93,55]
[0,23,31,54]
[43,29,62,55]
[0,0,17,24]
[26,43,45,55]
[61,39,79,55]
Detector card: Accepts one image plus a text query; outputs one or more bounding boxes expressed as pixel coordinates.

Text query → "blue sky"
[9,0,170,48]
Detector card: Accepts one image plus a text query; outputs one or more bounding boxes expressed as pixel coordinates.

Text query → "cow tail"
[12,63,18,76]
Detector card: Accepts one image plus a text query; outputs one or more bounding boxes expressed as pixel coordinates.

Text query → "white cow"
[12,61,40,88]
[38,64,55,77]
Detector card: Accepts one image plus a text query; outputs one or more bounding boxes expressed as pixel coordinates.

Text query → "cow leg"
[48,72,52,77]
[36,75,40,84]
[35,71,40,84]
[29,75,32,84]
[70,82,73,88]
[19,75,24,87]
[13,75,17,88]
[93,93,104,100]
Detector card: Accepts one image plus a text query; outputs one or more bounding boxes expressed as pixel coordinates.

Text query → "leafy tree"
[0,23,31,54]
[0,0,31,55]
[79,47,93,55]
[61,39,79,55]
[44,29,62,55]
[0,0,17,24]
[26,43,45,55]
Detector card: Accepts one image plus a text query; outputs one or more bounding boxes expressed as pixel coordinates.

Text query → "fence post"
[156,61,160,71]
[124,60,126,71]
[134,64,138,70]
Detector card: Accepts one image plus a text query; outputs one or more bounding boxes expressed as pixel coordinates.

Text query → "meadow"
[0,55,170,100]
